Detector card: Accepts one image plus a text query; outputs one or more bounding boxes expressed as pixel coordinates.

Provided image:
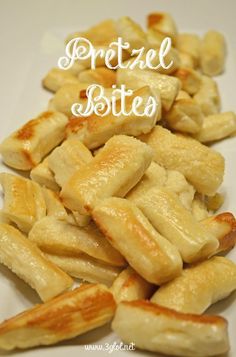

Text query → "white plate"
[0,0,235,356]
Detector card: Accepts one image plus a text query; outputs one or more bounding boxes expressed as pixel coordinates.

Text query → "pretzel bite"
[61,135,153,214]
[42,68,79,93]
[45,253,121,286]
[66,86,161,149]
[193,111,236,143]
[117,68,180,111]
[201,212,236,255]
[111,266,155,303]
[147,12,178,44]
[164,90,204,134]
[92,197,183,285]
[193,75,221,116]
[116,16,147,52]
[112,300,229,357]
[47,139,93,187]
[174,67,202,95]
[176,33,201,67]
[0,284,116,350]
[30,157,60,191]
[136,187,218,263]
[28,217,126,268]
[0,223,73,302]
[0,111,68,170]
[140,126,225,196]
[151,256,236,314]
[0,173,46,233]
[78,67,116,87]
[200,30,226,76]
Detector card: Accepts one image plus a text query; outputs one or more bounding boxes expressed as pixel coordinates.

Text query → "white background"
[0,0,236,356]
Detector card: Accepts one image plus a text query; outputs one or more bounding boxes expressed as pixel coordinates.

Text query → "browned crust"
[147,14,164,28]
[174,68,192,80]
[216,212,236,252]
[15,111,54,140]
[0,284,116,335]
[22,149,36,168]
[122,300,227,326]
[66,86,150,135]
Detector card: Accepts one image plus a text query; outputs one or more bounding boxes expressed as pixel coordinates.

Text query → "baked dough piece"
[0,284,116,350]
[193,75,221,116]
[136,187,218,263]
[127,162,195,211]
[140,126,225,196]
[66,19,118,46]
[164,90,203,134]
[0,223,73,302]
[42,188,68,220]
[92,197,182,285]
[66,86,161,150]
[0,173,46,233]
[147,12,178,44]
[126,162,167,202]
[191,193,209,221]
[45,253,121,286]
[117,68,180,111]
[151,256,236,314]
[111,266,154,303]
[200,30,226,76]
[112,300,229,357]
[201,212,236,255]
[47,139,93,187]
[28,217,126,267]
[49,83,89,116]
[176,33,201,67]
[61,135,153,214]
[0,111,68,170]
[174,67,202,95]
[42,68,79,93]
[78,67,116,87]
[146,31,180,74]
[193,111,236,143]
[30,157,60,191]
[116,17,146,52]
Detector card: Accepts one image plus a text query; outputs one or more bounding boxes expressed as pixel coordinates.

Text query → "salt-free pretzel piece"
[174,67,202,95]
[112,300,229,357]
[0,284,116,350]
[151,256,236,315]
[193,111,236,143]
[200,30,226,76]
[65,86,161,149]
[176,33,201,67]
[117,68,180,111]
[92,197,183,285]
[111,266,155,303]
[28,217,126,268]
[147,12,178,44]
[78,67,116,87]
[61,135,153,214]
[0,111,68,170]
[136,187,218,263]
[47,138,93,187]
[30,157,60,191]
[45,253,122,286]
[193,75,221,116]
[164,90,204,134]
[140,126,225,196]
[0,173,46,233]
[42,68,80,93]
[0,223,73,302]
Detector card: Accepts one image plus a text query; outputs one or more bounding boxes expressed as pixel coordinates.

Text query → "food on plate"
[0,223,73,301]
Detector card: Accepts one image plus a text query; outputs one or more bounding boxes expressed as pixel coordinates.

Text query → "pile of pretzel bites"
[0,11,236,357]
